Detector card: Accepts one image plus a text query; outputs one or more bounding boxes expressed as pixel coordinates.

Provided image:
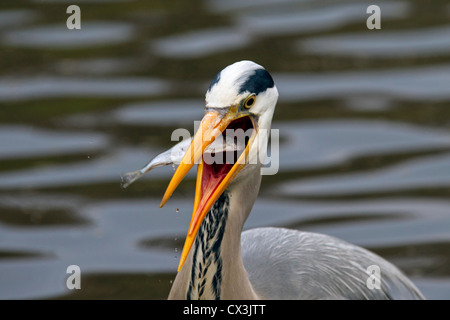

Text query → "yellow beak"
[160,107,256,271]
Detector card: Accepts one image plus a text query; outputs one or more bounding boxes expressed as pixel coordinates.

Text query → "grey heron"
[122,60,425,300]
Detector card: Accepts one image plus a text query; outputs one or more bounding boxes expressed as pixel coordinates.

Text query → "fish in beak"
[160,107,257,271]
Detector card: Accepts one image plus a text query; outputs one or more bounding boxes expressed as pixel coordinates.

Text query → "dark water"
[0,0,449,299]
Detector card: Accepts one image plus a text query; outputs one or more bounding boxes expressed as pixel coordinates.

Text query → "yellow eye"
[244,95,256,109]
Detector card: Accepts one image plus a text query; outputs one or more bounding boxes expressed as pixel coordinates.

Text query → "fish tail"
[120,169,144,189]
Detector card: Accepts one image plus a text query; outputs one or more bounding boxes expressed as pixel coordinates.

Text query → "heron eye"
[244,95,255,109]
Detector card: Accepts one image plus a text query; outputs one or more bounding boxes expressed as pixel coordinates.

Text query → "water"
[0,0,449,299]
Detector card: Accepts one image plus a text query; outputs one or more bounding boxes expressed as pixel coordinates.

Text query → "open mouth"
[203,116,254,177]
[200,116,254,206]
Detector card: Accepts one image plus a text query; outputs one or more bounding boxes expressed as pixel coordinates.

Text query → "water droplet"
[175,208,179,213]
[170,280,173,284]
[174,248,178,252]
[172,164,175,171]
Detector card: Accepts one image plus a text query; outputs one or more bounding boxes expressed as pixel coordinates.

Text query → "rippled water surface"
[0,0,449,299]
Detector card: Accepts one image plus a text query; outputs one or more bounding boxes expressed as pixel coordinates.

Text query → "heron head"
[161,60,278,271]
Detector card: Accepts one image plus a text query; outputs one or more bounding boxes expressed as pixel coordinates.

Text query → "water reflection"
[236,1,409,36]
[208,0,301,13]
[0,148,181,189]
[276,65,450,102]
[54,58,140,76]
[0,125,108,159]
[152,27,250,59]
[3,22,134,49]
[0,10,37,28]
[112,100,203,126]
[277,152,450,196]
[0,0,449,300]
[0,76,169,102]
[276,120,450,170]
[301,25,450,58]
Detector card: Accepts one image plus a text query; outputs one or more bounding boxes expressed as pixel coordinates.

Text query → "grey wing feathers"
[241,227,424,300]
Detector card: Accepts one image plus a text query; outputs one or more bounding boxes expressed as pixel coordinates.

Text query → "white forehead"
[205,60,271,108]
